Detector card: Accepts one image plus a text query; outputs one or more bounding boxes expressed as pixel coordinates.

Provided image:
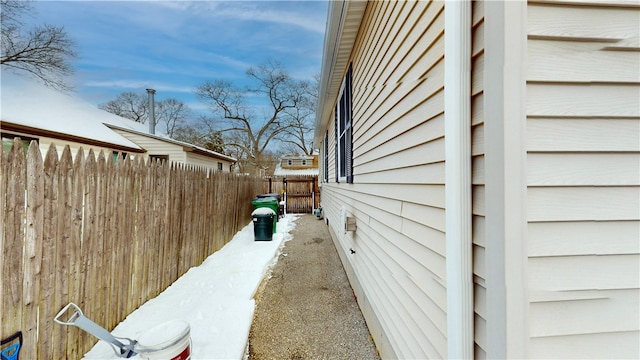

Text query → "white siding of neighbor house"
[525,1,640,358]
[184,152,231,172]
[110,129,233,172]
[37,139,122,161]
[110,128,187,161]
[470,1,487,358]
[320,2,447,358]
[3,130,130,160]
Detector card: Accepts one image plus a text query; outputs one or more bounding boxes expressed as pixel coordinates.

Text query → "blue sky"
[24,0,329,116]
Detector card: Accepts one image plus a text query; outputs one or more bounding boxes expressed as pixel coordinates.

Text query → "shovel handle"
[54,303,137,358]
[54,303,83,326]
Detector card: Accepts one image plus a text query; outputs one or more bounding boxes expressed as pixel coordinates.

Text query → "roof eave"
[314,0,367,146]
[1,120,145,153]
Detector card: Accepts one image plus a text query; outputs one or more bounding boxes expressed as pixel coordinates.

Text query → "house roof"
[1,72,145,152]
[273,162,319,176]
[1,73,236,162]
[314,0,367,146]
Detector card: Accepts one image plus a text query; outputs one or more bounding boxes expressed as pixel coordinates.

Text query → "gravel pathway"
[248,214,380,360]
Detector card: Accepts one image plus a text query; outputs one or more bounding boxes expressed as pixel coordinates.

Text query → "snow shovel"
[54,303,137,358]
[1,331,22,360]
[54,303,192,360]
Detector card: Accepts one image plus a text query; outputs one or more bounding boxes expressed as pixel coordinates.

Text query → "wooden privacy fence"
[262,176,319,213]
[0,140,262,359]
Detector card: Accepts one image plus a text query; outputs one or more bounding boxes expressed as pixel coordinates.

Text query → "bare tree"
[98,91,192,138]
[156,98,191,138]
[172,117,225,154]
[1,0,77,90]
[278,74,318,155]
[98,92,148,123]
[196,60,307,175]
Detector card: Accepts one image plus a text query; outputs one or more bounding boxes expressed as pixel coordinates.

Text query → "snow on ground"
[83,214,299,360]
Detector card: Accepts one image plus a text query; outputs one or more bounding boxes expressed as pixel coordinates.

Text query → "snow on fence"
[0,140,262,359]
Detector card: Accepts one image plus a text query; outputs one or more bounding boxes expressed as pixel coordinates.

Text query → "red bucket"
[135,320,191,360]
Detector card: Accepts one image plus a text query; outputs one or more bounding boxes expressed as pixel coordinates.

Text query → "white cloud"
[172,1,327,34]
[85,80,195,94]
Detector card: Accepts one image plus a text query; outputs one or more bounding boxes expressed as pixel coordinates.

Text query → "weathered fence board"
[0,140,262,358]
[261,176,320,213]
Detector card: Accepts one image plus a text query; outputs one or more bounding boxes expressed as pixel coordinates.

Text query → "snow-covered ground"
[83,214,299,359]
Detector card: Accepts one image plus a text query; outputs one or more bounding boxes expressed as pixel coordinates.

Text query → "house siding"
[2,130,126,160]
[110,129,186,160]
[471,0,487,358]
[110,129,233,172]
[318,0,639,358]
[320,1,447,358]
[525,1,640,358]
[184,152,232,172]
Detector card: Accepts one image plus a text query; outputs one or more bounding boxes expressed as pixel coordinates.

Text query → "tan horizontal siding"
[357,137,445,175]
[527,118,640,152]
[525,17,639,337]
[354,162,445,185]
[528,3,640,41]
[355,72,445,157]
[472,155,485,184]
[357,112,445,166]
[527,153,640,185]
[322,1,448,358]
[322,185,446,359]
[527,186,640,222]
[345,183,445,209]
[527,83,640,117]
[528,221,640,256]
[471,92,484,125]
[529,255,640,291]
[471,53,484,95]
[473,243,486,281]
[472,2,487,357]
[471,123,484,156]
[528,40,640,83]
[529,289,640,336]
[530,330,640,359]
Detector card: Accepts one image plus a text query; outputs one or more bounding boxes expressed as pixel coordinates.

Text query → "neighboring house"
[1,74,235,172]
[107,125,236,173]
[273,154,319,177]
[314,1,639,359]
[273,154,320,213]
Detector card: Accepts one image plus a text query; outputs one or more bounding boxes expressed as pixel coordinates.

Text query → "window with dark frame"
[1,133,39,154]
[335,64,354,183]
[112,151,129,162]
[323,131,329,182]
[149,154,169,164]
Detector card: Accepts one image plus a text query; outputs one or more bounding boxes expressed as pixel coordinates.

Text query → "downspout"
[444,1,473,359]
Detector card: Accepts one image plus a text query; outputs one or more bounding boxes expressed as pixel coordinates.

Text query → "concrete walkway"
[248,214,380,360]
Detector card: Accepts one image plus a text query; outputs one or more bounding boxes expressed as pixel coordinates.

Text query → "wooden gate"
[262,176,319,213]
[284,176,319,213]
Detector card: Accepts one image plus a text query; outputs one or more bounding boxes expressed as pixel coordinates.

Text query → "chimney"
[146,88,156,134]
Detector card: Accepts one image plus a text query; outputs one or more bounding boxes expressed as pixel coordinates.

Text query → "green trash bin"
[252,208,275,241]
[251,197,278,233]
